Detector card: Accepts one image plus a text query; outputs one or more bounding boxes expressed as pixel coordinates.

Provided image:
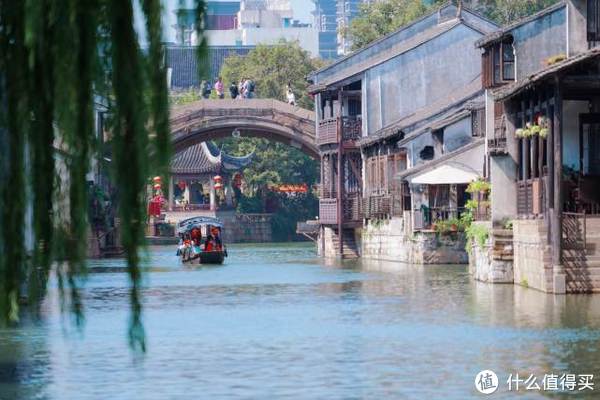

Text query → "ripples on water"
[1,243,600,399]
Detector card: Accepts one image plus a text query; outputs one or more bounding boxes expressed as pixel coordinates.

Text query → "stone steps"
[332,231,360,259]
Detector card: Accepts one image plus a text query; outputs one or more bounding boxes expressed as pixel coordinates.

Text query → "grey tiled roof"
[170,142,254,175]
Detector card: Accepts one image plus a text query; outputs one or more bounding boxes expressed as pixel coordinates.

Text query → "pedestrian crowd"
[199,77,256,100]
[198,77,297,106]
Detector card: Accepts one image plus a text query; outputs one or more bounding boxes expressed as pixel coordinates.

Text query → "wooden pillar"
[168,175,174,211]
[552,77,565,292]
[209,179,216,212]
[337,89,344,255]
[546,90,554,229]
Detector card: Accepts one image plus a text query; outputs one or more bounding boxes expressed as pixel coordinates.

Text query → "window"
[483,37,515,88]
[589,0,600,42]
[502,40,515,80]
[493,45,501,84]
[419,146,434,161]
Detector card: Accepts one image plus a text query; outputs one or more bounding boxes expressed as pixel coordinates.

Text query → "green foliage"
[0,0,208,351]
[220,40,326,110]
[434,217,466,234]
[344,0,560,51]
[466,178,491,194]
[237,195,263,214]
[343,0,440,51]
[466,223,490,251]
[479,0,560,25]
[269,193,318,242]
[219,137,319,189]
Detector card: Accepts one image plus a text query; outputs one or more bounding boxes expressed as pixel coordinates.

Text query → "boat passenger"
[204,234,214,252]
[211,227,222,251]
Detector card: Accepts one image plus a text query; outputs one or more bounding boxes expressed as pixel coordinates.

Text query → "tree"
[343,0,560,52]
[0,0,207,351]
[220,40,326,110]
[475,0,560,25]
[342,0,442,51]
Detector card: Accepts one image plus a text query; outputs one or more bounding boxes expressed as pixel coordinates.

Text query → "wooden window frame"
[588,0,600,42]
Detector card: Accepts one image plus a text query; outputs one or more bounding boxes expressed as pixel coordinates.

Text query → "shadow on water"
[0,316,51,400]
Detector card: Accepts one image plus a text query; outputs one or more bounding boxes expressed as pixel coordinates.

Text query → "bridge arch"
[170,99,318,158]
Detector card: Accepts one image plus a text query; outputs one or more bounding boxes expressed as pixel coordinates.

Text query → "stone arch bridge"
[170,99,317,158]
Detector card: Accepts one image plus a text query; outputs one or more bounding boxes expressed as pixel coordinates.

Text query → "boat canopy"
[177,216,223,234]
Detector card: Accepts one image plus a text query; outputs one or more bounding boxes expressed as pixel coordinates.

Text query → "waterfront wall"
[359,217,468,264]
[361,218,411,262]
[512,219,553,292]
[468,223,514,283]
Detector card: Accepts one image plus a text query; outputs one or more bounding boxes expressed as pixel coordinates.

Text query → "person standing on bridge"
[215,77,224,99]
[229,81,239,99]
[286,83,296,106]
[244,78,256,99]
[238,78,245,99]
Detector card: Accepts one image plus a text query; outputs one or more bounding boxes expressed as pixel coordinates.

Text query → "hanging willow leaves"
[0,0,207,351]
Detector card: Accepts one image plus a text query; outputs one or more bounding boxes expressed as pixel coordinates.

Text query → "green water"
[1,243,599,399]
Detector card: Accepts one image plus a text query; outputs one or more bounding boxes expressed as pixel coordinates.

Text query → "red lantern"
[153,183,161,190]
[152,176,162,183]
[213,175,222,182]
[214,182,223,190]
[178,180,186,191]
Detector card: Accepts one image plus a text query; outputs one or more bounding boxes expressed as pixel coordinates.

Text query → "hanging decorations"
[214,182,224,190]
[232,173,243,188]
[515,115,550,139]
[269,183,309,193]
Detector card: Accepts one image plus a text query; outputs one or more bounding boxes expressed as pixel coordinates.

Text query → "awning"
[410,163,479,185]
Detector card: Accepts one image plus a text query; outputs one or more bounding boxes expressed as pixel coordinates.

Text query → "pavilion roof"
[170,142,254,175]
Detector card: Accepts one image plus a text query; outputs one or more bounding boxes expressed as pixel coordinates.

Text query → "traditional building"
[308,2,497,261]
[473,0,600,293]
[167,141,253,212]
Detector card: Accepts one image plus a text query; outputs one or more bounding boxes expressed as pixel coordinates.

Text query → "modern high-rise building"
[312,0,370,59]
[163,0,318,89]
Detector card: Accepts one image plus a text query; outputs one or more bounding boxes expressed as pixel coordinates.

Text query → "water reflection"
[0,243,599,399]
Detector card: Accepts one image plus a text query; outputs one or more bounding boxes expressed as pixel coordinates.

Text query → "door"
[580,114,600,175]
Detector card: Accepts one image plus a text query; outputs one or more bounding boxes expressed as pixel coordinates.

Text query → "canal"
[1,243,599,399]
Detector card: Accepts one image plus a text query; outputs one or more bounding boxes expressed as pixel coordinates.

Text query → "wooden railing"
[413,207,466,230]
[563,212,586,250]
[319,198,338,224]
[343,192,363,222]
[341,116,362,141]
[363,193,404,219]
[317,117,338,145]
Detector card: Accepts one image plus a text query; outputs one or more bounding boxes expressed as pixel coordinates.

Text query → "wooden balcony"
[319,198,338,224]
[317,118,338,146]
[316,116,362,147]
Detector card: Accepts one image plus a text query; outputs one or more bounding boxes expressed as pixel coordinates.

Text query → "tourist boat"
[176,216,227,264]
